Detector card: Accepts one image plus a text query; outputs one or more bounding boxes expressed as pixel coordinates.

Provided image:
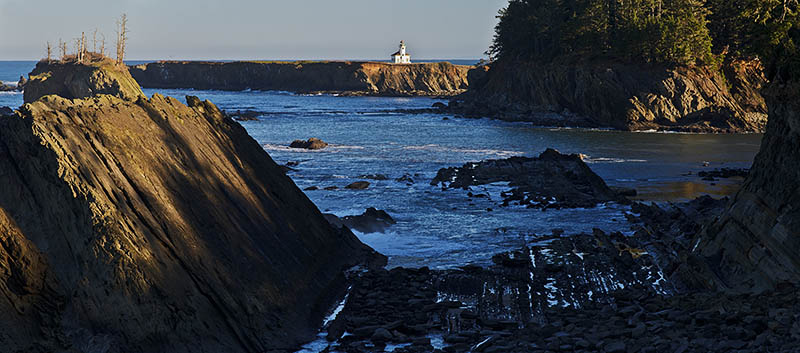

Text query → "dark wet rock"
[304,186,319,191]
[610,186,638,197]
[229,109,261,121]
[0,82,18,92]
[697,168,749,181]
[324,186,339,190]
[433,102,447,109]
[432,148,628,209]
[396,174,416,183]
[357,174,389,180]
[346,181,371,190]
[325,208,397,233]
[290,137,328,150]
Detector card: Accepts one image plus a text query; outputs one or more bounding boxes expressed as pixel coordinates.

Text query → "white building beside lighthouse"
[391,41,411,64]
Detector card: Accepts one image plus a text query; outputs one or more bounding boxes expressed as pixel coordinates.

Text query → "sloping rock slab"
[0,62,383,352]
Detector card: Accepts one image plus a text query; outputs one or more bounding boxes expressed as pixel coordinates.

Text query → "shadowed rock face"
[129,61,473,96]
[450,60,767,133]
[683,83,800,292]
[0,62,383,352]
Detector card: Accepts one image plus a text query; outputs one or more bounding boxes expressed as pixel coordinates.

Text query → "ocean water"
[0,62,763,269]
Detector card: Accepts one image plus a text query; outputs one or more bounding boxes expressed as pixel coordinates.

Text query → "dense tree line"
[489,0,799,79]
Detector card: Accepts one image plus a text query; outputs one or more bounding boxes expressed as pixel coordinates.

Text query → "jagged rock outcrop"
[431,149,628,209]
[24,59,145,103]
[129,61,472,96]
[0,62,383,352]
[449,60,768,133]
[682,83,800,292]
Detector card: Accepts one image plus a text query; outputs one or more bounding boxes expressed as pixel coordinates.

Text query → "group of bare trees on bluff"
[44,14,129,65]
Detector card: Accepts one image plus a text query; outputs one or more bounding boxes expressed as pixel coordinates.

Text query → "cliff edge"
[0,61,383,352]
[681,82,800,292]
[449,60,767,133]
[129,61,472,96]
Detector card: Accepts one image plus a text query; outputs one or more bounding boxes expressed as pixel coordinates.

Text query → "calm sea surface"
[0,61,763,269]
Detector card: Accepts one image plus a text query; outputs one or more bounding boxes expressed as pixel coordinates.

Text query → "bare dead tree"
[80,32,87,63]
[115,14,129,65]
[74,37,82,63]
[46,41,52,62]
[100,33,106,58]
[93,28,98,53]
[59,39,67,61]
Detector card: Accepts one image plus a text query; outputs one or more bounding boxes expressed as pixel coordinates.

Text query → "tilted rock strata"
[0,62,383,352]
[129,61,473,96]
[684,83,800,292]
[450,60,767,133]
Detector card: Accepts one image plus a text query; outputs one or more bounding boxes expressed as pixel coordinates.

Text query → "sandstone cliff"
[0,61,382,352]
[129,61,472,96]
[681,83,800,292]
[449,60,768,133]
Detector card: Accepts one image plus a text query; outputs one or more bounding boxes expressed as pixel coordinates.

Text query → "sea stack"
[0,58,383,352]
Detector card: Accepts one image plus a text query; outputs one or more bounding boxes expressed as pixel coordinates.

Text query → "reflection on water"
[634,178,746,202]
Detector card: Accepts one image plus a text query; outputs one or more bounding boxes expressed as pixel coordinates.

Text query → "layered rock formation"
[0,60,382,352]
[683,83,800,292]
[129,61,472,96]
[449,60,768,133]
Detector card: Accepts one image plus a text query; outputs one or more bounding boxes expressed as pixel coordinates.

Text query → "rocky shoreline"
[446,60,768,133]
[310,193,800,352]
[128,61,476,97]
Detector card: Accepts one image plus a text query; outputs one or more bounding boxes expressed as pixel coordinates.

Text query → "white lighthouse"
[391,41,411,64]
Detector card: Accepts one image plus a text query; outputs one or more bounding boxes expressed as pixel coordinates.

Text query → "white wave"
[582,156,647,163]
[402,144,523,158]
[262,143,364,152]
[0,91,21,96]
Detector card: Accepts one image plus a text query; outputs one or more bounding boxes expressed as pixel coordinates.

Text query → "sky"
[0,0,508,61]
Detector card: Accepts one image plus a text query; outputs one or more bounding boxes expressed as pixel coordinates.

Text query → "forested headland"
[488,0,799,80]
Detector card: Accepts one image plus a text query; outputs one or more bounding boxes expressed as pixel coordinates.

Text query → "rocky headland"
[0,59,383,352]
[447,60,767,133]
[129,61,474,97]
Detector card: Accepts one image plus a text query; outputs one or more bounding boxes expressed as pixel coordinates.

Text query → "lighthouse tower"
[391,41,411,64]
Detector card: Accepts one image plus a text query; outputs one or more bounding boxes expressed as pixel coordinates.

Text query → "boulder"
[326,208,397,233]
[289,137,328,150]
[346,181,371,190]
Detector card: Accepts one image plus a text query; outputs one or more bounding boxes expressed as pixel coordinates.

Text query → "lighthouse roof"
[391,50,410,56]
